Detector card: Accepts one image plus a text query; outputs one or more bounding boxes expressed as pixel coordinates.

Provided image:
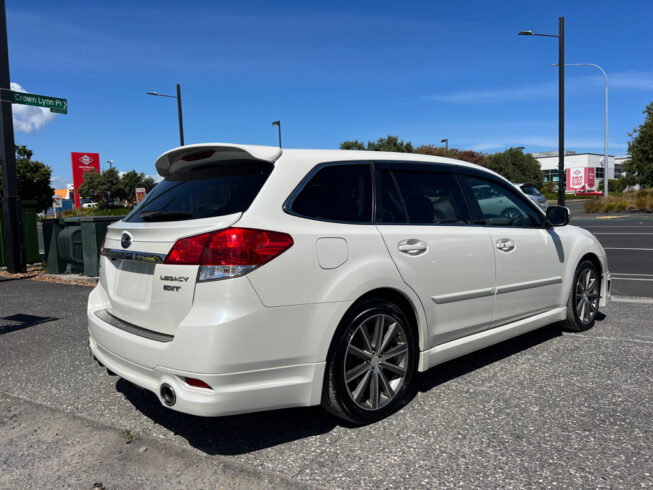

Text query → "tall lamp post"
[519,16,565,206]
[147,84,185,146]
[440,138,448,151]
[554,63,609,197]
[272,120,281,148]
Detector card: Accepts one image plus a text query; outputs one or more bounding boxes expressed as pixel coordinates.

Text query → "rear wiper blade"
[139,210,193,221]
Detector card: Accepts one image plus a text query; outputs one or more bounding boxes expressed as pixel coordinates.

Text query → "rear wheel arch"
[322,290,420,423]
[350,288,423,349]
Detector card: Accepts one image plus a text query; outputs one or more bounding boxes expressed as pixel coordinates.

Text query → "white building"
[533,151,628,190]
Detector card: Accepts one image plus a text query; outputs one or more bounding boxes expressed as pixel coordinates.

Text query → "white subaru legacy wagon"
[88,143,610,424]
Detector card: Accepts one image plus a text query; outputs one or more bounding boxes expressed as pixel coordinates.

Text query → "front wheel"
[562,260,600,332]
[322,299,418,424]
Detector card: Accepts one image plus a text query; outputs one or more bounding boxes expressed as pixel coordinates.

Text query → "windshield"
[125,161,272,223]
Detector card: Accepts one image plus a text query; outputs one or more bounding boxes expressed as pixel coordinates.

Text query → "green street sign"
[10,90,67,114]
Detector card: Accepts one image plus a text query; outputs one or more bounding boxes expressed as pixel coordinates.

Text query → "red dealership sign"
[71,152,100,208]
[566,167,596,192]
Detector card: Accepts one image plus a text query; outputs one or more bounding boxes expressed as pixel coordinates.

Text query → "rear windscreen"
[125,161,272,222]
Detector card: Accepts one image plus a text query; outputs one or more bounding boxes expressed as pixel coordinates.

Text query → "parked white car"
[82,202,98,209]
[88,144,610,424]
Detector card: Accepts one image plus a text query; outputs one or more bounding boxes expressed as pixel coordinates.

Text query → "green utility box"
[0,200,40,266]
[42,215,121,277]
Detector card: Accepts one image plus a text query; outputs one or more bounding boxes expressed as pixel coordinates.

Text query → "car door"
[374,162,496,348]
[459,172,566,326]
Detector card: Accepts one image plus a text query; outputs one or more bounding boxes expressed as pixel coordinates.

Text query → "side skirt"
[418,307,567,372]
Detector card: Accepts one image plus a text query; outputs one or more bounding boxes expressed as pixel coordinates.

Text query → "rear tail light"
[164,227,293,281]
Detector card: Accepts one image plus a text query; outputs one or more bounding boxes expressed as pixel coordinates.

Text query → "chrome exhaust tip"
[160,383,176,407]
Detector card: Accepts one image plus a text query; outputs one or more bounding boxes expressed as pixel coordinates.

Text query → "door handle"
[398,239,427,256]
[496,238,515,252]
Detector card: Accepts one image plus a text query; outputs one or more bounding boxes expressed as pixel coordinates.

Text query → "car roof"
[156,142,507,181]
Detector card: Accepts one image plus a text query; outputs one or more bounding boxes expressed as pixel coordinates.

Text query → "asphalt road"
[0,278,651,488]
[571,214,653,298]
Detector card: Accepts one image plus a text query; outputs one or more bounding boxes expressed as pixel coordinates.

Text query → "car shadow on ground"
[0,313,59,335]
[116,319,605,456]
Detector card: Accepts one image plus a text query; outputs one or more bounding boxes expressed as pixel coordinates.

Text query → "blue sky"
[7,0,653,189]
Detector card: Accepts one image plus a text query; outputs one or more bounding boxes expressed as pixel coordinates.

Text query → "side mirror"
[546,205,570,227]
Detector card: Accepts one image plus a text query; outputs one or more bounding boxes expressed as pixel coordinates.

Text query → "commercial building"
[533,151,627,191]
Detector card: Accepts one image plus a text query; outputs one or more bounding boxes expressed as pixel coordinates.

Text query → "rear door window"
[125,161,272,222]
[289,163,373,223]
[375,167,469,224]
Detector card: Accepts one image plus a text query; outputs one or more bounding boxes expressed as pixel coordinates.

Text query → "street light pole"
[146,84,185,146]
[441,138,448,151]
[272,120,281,148]
[176,84,184,146]
[0,0,25,273]
[518,16,566,206]
[554,63,608,198]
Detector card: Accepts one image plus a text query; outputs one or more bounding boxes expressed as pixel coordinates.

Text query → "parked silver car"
[514,183,548,211]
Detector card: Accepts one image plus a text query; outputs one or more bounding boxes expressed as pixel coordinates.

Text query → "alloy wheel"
[344,314,410,410]
[575,268,599,324]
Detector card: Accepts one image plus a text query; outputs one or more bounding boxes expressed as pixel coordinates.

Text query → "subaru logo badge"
[121,233,132,249]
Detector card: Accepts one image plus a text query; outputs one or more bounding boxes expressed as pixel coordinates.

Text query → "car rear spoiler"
[155,143,283,177]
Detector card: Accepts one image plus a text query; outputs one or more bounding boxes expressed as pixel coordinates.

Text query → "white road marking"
[611,272,653,277]
[604,247,653,251]
[611,295,653,304]
[611,277,653,282]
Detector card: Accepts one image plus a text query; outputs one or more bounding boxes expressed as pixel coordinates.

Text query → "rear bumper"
[87,279,351,417]
[89,334,324,417]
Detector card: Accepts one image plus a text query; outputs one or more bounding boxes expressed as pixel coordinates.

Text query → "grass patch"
[60,207,130,218]
[583,189,653,213]
[120,429,137,444]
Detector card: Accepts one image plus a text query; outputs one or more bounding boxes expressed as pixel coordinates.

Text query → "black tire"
[561,260,600,332]
[322,298,418,424]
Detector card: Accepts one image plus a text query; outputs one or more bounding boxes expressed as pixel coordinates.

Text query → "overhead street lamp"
[147,83,185,146]
[107,160,114,168]
[554,63,609,198]
[519,17,566,206]
[440,138,448,151]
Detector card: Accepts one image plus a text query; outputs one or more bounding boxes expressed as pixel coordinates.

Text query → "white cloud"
[11,82,57,133]
[425,82,555,104]
[50,175,71,190]
[147,173,163,183]
[609,71,653,91]
[426,71,653,105]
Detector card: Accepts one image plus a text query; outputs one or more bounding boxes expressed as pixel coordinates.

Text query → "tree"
[415,145,489,166]
[76,168,103,202]
[121,170,157,203]
[78,167,125,205]
[0,145,53,213]
[485,148,543,185]
[340,135,414,152]
[623,101,653,188]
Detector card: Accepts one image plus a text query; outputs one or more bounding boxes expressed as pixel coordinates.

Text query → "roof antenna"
[272,120,282,148]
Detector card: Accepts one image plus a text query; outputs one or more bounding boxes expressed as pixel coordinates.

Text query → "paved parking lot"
[2,242,652,488]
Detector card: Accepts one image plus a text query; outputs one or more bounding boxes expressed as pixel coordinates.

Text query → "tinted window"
[464,176,541,227]
[376,169,468,224]
[291,163,372,223]
[125,162,271,222]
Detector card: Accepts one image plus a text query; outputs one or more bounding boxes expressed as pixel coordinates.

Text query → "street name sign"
[10,90,67,114]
